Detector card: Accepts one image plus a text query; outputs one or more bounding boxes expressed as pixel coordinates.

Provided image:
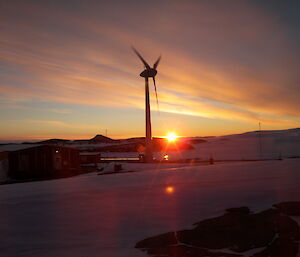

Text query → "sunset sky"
[1,0,300,140]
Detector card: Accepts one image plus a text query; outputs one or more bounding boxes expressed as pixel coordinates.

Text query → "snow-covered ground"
[0,158,300,257]
[0,129,299,256]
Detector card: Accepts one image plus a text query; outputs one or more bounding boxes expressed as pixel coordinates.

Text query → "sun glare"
[166,132,178,142]
[165,186,174,194]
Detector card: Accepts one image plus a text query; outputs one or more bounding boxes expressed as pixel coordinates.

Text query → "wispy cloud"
[1,0,300,138]
[47,108,72,114]
[25,120,100,130]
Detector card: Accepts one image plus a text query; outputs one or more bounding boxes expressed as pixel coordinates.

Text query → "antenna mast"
[258,122,262,160]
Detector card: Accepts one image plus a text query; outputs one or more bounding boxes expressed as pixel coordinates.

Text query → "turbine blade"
[132,46,151,70]
[153,77,159,111]
[153,55,161,69]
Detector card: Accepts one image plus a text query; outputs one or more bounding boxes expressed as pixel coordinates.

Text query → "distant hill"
[227,128,300,139]
[12,127,300,148]
[31,135,116,145]
[35,139,70,145]
[90,134,116,143]
[87,137,194,152]
[72,134,117,144]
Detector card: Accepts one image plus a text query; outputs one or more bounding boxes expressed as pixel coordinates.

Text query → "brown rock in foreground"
[135,202,300,257]
[273,202,300,216]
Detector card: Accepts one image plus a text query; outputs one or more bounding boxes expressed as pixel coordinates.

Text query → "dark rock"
[136,203,300,257]
[186,208,277,252]
[226,206,250,215]
[253,237,299,257]
[274,213,300,240]
[274,202,300,216]
[147,245,242,257]
[135,232,177,249]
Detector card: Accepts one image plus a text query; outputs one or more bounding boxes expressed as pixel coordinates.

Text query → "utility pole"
[258,122,262,160]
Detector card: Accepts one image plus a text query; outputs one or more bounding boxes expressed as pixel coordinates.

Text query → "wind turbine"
[132,47,161,162]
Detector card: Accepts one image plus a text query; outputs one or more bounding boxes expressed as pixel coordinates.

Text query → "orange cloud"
[1,0,300,135]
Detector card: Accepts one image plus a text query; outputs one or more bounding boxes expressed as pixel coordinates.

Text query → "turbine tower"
[132,47,161,162]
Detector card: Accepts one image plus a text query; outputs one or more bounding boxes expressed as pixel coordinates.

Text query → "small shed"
[80,153,101,167]
[8,145,80,179]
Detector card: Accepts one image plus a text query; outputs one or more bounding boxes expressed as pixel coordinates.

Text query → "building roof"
[80,152,101,156]
[4,144,78,153]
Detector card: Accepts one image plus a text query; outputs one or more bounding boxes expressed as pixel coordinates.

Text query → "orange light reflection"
[165,186,174,194]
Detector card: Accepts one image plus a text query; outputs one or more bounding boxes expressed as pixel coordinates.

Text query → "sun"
[165,132,178,142]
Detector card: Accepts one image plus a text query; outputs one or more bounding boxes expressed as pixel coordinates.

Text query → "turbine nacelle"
[132,46,161,110]
[140,68,157,78]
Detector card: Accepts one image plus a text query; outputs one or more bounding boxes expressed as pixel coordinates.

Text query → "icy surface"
[0,159,300,256]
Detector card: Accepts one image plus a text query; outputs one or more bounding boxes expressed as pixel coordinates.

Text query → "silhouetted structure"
[8,145,80,180]
[80,152,101,167]
[0,151,9,181]
[132,47,161,162]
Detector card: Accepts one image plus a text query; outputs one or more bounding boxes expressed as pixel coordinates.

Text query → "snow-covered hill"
[99,128,300,161]
[0,128,300,256]
[181,127,300,161]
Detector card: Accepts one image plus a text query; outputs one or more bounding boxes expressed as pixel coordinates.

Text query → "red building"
[9,145,80,179]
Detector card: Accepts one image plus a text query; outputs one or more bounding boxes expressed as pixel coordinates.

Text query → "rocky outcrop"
[136,202,300,257]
